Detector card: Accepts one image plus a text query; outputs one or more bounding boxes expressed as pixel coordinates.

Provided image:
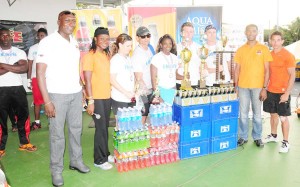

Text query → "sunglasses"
[140,34,151,39]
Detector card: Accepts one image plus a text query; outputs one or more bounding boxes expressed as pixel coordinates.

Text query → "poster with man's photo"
[0,20,47,53]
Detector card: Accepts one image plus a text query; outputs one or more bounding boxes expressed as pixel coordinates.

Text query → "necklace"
[0,47,12,64]
[162,52,174,78]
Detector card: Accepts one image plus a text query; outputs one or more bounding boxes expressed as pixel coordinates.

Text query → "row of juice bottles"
[148,122,180,148]
[114,144,180,172]
[113,127,150,153]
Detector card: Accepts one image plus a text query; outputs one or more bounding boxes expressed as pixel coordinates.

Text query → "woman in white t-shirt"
[150,34,179,104]
[110,34,135,118]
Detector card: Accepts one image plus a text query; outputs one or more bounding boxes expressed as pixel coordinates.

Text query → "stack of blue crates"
[173,100,239,160]
[210,100,239,154]
[173,103,211,159]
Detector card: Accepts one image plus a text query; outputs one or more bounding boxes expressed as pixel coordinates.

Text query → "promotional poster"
[72,8,123,56]
[128,7,176,49]
[176,7,222,46]
[0,20,47,53]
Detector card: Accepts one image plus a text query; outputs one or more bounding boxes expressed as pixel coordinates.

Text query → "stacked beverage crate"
[210,99,239,154]
[173,86,239,159]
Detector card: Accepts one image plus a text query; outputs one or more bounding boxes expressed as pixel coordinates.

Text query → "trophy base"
[213,82,231,88]
[180,80,193,91]
[198,80,206,89]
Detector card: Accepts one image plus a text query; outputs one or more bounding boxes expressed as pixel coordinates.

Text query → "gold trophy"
[180,45,193,90]
[214,35,229,87]
[198,45,209,88]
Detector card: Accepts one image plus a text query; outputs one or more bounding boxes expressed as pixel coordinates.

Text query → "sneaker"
[30,122,41,131]
[94,162,113,170]
[254,139,264,148]
[279,141,290,153]
[237,138,248,146]
[108,155,114,163]
[263,134,278,143]
[0,150,5,159]
[19,143,37,152]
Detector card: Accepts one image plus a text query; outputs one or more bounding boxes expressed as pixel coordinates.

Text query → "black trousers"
[93,99,111,164]
[0,86,30,150]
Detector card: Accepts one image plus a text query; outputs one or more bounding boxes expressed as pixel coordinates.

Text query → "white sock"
[35,120,40,124]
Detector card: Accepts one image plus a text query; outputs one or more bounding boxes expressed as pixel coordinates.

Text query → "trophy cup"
[214,35,229,87]
[198,45,209,88]
[180,44,193,91]
[151,77,160,104]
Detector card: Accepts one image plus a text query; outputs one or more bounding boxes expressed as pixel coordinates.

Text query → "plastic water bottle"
[123,108,130,131]
[166,104,173,124]
[117,108,123,131]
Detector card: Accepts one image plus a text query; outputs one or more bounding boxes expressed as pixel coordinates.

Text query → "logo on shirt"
[256,50,262,55]
[0,52,17,57]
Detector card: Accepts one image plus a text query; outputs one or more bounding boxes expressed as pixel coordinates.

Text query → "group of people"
[234,24,295,154]
[0,9,296,187]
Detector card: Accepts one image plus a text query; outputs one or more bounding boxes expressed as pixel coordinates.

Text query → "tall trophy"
[214,35,229,87]
[180,41,193,91]
[198,45,209,88]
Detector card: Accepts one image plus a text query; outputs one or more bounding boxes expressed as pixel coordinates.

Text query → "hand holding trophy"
[198,45,209,88]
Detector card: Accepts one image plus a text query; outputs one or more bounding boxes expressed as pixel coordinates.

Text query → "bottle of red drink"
[154,149,161,165]
[123,158,129,172]
[163,146,170,164]
[140,156,146,168]
[159,148,166,165]
[128,156,134,171]
[145,154,151,167]
[174,144,180,161]
[174,123,180,143]
[116,159,123,172]
[150,149,155,166]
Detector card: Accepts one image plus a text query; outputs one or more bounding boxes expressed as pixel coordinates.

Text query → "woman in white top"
[110,34,135,118]
[150,34,179,104]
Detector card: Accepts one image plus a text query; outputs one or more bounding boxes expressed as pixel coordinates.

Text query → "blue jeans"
[238,88,262,140]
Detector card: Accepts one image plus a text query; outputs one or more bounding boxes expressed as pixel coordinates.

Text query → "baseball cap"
[205,25,216,32]
[136,26,150,36]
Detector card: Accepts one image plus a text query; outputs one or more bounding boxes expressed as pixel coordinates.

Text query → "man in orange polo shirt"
[234,24,273,148]
[262,31,296,153]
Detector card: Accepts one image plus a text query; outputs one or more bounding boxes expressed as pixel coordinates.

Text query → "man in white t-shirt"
[204,25,230,86]
[27,28,47,130]
[36,10,90,187]
[132,26,154,124]
[176,22,202,89]
[0,27,37,159]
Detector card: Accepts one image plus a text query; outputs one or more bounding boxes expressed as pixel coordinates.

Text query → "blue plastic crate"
[211,100,239,120]
[179,122,211,144]
[178,140,210,160]
[211,117,238,137]
[173,103,211,126]
[210,134,237,154]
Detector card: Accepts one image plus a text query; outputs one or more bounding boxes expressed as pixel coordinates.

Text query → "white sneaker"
[94,162,113,170]
[263,134,278,143]
[108,155,114,163]
[279,141,290,153]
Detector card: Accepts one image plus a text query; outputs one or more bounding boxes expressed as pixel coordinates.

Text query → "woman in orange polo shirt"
[83,27,114,170]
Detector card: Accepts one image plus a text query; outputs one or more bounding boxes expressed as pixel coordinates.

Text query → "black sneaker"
[254,139,264,148]
[237,138,248,146]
